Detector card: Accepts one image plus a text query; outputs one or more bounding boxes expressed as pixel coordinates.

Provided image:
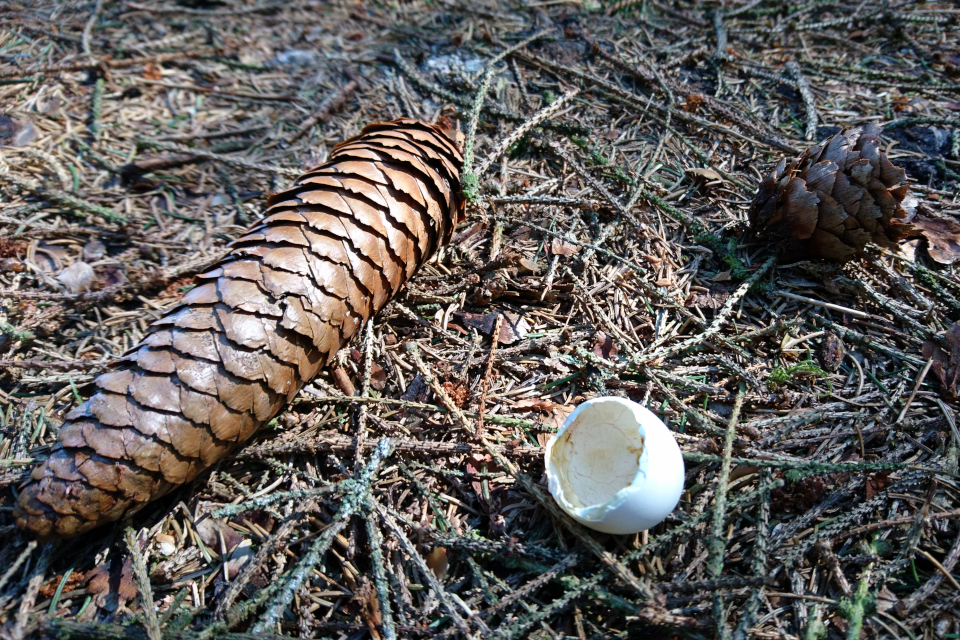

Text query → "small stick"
[488,195,598,210]
[0,359,106,370]
[895,358,935,425]
[376,501,485,638]
[461,69,496,202]
[0,48,216,80]
[0,173,127,223]
[915,548,960,592]
[90,76,104,142]
[477,313,503,435]
[628,254,777,367]
[475,88,580,177]
[777,290,871,319]
[125,529,162,640]
[0,541,37,593]
[786,60,818,140]
[137,139,300,176]
[366,511,397,640]
[355,320,374,473]
[712,8,728,61]
[405,342,475,434]
[81,0,104,59]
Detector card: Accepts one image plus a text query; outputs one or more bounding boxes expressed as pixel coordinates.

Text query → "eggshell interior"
[545,396,684,535]
[549,402,645,509]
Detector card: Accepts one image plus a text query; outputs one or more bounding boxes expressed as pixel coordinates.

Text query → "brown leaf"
[39,571,85,599]
[514,398,563,412]
[442,380,469,408]
[196,516,243,556]
[0,114,37,147]
[771,476,827,515]
[685,286,730,309]
[86,556,137,611]
[351,348,387,391]
[226,539,255,579]
[686,167,723,183]
[865,471,891,500]
[925,323,960,397]
[425,546,449,580]
[711,270,732,282]
[453,311,530,345]
[591,331,618,359]
[816,332,845,372]
[332,366,356,396]
[143,62,163,81]
[912,215,960,264]
[682,93,705,112]
[544,403,575,433]
[550,237,580,256]
[57,261,95,293]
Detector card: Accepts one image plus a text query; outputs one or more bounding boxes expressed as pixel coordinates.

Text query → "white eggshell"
[544,396,684,535]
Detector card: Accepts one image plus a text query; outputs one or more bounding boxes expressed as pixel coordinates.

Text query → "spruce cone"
[749,123,914,261]
[15,118,464,539]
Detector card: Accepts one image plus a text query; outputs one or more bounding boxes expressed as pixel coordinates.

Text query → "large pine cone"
[749,123,914,261]
[14,118,464,540]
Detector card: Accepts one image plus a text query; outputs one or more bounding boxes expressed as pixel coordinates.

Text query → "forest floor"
[1,0,960,638]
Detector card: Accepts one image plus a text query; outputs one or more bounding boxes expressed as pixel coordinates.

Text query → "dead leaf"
[355,578,383,640]
[591,331,618,359]
[32,242,68,273]
[196,516,242,556]
[349,348,387,391]
[453,311,529,345]
[143,62,163,81]
[711,270,732,282]
[876,587,899,613]
[899,238,920,262]
[226,539,254,579]
[86,555,137,611]
[912,215,960,264]
[865,471,891,500]
[550,237,580,256]
[686,167,723,183]
[82,239,107,263]
[369,363,387,390]
[544,403,575,433]
[514,398,563,412]
[155,533,177,556]
[685,286,731,309]
[425,546,449,580]
[771,476,827,515]
[442,380,468,407]
[517,257,540,273]
[924,322,960,397]
[401,374,430,403]
[0,114,37,147]
[816,332,845,373]
[682,93,705,112]
[57,261,95,293]
[97,264,127,289]
[40,571,85,599]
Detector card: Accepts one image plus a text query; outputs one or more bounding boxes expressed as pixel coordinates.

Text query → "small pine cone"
[749,123,914,262]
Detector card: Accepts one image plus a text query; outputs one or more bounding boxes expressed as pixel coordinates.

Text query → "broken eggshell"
[545,396,684,535]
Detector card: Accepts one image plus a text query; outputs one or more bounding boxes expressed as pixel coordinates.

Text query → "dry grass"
[1,0,960,638]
